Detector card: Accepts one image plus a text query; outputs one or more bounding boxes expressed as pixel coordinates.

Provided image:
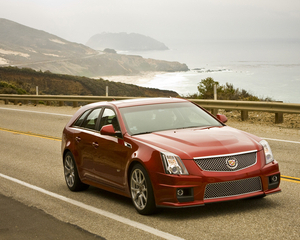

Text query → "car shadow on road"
[75,185,281,220]
[81,186,133,207]
[157,196,281,220]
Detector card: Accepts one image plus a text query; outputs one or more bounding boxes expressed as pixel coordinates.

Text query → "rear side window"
[73,108,102,130]
[73,110,91,127]
[81,108,102,130]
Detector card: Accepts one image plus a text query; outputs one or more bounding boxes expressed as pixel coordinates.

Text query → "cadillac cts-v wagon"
[61,97,281,215]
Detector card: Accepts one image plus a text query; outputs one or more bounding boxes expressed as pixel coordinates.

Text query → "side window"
[73,110,91,127]
[81,108,102,130]
[99,108,121,132]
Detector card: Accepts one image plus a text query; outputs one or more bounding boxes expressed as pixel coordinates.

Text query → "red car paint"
[62,98,280,213]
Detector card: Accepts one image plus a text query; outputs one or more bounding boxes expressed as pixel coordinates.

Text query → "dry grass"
[219,110,300,129]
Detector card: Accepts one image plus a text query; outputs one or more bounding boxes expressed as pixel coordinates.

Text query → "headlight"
[260,140,274,164]
[160,152,189,175]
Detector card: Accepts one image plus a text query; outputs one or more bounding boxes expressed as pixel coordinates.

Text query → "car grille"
[204,177,262,199]
[194,151,257,172]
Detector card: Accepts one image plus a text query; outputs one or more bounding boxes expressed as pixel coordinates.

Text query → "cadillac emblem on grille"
[226,157,238,169]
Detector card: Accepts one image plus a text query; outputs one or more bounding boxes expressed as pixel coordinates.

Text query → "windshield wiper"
[174,125,204,129]
[131,131,153,136]
[174,125,219,130]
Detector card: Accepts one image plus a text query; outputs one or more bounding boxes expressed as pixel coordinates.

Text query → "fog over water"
[128,39,300,103]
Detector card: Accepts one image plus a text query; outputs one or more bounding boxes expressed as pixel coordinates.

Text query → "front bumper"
[152,160,281,208]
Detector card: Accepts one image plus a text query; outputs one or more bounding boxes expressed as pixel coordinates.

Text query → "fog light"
[176,188,194,203]
[268,174,280,190]
[177,189,184,196]
[271,175,278,182]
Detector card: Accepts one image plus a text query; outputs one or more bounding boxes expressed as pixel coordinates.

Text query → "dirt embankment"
[220,110,300,129]
[220,110,300,142]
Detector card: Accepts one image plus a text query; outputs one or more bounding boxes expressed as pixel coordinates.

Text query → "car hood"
[132,126,262,159]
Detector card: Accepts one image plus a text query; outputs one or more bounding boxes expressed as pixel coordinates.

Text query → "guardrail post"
[211,108,218,116]
[214,84,217,100]
[59,101,64,106]
[46,101,50,106]
[275,113,283,124]
[4,99,9,105]
[241,110,248,121]
[73,101,78,108]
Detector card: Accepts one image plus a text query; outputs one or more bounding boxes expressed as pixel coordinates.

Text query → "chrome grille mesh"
[204,177,262,199]
[194,151,257,172]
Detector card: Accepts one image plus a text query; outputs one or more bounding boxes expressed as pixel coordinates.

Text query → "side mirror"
[216,114,228,123]
[100,124,123,138]
[100,124,115,136]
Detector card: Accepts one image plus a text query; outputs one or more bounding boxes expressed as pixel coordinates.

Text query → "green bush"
[0,81,27,94]
[189,77,270,101]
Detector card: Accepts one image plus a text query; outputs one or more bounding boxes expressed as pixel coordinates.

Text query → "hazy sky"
[1,0,300,45]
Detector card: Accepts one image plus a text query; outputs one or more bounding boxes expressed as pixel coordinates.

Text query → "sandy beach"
[96,71,163,85]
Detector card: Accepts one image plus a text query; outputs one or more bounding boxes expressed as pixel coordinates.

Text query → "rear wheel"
[63,152,89,191]
[130,164,156,215]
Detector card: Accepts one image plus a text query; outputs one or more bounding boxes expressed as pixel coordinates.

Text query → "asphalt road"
[0,194,104,240]
[0,104,299,240]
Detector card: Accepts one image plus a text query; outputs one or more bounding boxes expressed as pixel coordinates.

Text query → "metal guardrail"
[191,99,300,123]
[0,94,299,123]
[0,94,133,103]
[191,99,300,114]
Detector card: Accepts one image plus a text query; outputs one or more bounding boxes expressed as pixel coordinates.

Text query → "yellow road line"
[281,175,300,184]
[281,175,300,181]
[0,127,61,141]
[1,127,299,184]
[281,178,300,184]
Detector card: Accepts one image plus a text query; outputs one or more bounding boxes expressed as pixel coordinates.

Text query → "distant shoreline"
[96,71,164,85]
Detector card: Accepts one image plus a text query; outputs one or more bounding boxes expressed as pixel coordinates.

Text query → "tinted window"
[81,108,102,130]
[120,102,222,135]
[99,108,120,131]
[73,110,91,127]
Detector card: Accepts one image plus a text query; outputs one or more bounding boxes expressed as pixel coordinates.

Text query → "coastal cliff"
[86,32,169,51]
[0,18,188,77]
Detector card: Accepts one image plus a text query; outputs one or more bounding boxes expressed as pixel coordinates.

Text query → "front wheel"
[130,164,156,215]
[63,152,89,191]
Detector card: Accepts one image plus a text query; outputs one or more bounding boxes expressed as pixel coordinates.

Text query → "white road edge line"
[262,137,300,144]
[0,173,185,240]
[0,107,73,117]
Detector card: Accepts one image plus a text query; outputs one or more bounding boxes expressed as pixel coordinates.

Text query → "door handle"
[75,136,81,143]
[92,142,99,149]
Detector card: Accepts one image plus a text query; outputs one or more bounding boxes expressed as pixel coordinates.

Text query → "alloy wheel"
[64,154,75,188]
[130,168,148,210]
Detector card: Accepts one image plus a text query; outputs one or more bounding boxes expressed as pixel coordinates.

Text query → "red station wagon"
[61,98,281,215]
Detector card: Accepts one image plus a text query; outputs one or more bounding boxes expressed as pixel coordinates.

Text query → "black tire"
[63,152,89,191]
[130,164,156,215]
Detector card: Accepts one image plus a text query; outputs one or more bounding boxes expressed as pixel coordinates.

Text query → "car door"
[92,107,130,190]
[73,108,102,179]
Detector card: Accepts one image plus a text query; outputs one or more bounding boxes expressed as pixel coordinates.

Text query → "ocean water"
[123,39,300,103]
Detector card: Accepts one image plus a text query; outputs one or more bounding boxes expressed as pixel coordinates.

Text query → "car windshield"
[119,102,223,135]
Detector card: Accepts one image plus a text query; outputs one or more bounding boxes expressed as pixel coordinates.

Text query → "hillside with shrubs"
[0,67,178,97]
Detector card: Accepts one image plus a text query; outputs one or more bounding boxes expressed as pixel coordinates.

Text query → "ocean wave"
[192,68,232,73]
